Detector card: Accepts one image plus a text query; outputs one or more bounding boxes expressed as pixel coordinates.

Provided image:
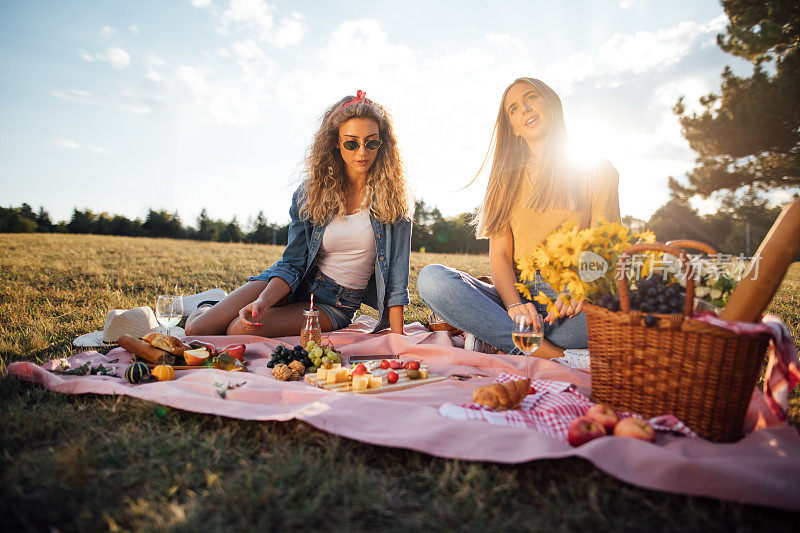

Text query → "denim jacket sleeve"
[258,187,309,292]
[384,217,412,308]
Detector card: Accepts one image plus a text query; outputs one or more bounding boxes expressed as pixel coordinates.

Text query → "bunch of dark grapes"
[267,345,313,371]
[595,274,686,315]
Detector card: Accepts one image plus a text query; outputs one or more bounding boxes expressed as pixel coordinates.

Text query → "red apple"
[585,404,619,433]
[613,417,656,442]
[567,416,606,447]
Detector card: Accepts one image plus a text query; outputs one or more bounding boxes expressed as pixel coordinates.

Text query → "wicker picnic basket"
[583,241,770,442]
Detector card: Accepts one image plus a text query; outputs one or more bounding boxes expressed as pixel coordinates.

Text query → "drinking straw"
[310,294,314,312]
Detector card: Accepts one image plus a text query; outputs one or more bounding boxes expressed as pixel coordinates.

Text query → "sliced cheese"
[316,367,328,381]
[353,375,370,391]
[369,376,383,389]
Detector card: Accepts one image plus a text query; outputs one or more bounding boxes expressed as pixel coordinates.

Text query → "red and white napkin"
[439,373,697,443]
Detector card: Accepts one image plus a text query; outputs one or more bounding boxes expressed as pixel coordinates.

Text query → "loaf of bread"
[472,378,531,411]
[720,200,800,322]
[141,333,185,355]
[118,334,174,365]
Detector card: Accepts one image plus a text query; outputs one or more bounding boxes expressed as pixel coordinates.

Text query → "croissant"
[472,378,531,411]
[142,333,185,356]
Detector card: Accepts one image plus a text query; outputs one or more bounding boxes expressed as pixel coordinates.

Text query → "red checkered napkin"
[438,373,697,442]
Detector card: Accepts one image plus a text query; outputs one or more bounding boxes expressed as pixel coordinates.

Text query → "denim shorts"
[249,268,365,330]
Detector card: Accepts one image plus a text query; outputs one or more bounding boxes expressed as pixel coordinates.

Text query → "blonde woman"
[186,91,412,337]
[417,78,620,357]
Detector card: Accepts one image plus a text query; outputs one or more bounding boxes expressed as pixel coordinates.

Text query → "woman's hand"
[507,302,540,324]
[544,294,584,325]
[238,298,266,330]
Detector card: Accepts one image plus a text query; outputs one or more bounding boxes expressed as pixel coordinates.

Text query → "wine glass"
[512,313,544,376]
[156,295,183,337]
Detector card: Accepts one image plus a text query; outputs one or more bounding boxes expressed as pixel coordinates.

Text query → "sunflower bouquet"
[515,219,656,317]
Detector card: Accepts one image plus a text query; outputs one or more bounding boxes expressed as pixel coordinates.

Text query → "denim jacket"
[256,186,412,333]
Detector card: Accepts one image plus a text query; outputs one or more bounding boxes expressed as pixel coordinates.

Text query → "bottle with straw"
[300,294,322,345]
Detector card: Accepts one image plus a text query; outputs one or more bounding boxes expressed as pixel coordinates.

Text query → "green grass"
[1,233,799,531]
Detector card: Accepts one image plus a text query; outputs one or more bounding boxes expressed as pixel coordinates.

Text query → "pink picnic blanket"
[8,316,800,512]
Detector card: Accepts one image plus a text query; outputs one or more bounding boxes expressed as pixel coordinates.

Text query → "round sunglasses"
[340,138,382,151]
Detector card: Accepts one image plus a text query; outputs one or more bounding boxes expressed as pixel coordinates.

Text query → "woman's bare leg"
[185,281,268,336]
[226,301,334,338]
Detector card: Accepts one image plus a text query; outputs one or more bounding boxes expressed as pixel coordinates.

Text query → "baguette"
[141,333,185,355]
[472,378,531,411]
[118,334,174,365]
[720,200,800,322]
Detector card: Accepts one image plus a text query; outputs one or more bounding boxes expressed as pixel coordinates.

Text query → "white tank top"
[317,210,376,289]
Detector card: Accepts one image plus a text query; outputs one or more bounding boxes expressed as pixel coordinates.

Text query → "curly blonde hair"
[300,94,411,225]
[473,77,578,239]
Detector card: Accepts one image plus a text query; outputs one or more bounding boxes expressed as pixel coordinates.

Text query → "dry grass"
[1,233,799,531]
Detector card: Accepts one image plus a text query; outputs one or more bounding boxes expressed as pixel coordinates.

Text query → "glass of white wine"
[156,295,183,337]
[512,313,544,376]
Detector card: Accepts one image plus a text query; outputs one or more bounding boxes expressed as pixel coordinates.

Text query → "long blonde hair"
[301,94,411,225]
[473,77,577,239]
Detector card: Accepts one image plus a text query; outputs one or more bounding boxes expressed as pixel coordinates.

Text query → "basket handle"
[664,240,718,256]
[617,243,696,317]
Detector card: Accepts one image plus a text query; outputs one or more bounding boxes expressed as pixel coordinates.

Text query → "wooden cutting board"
[304,368,445,394]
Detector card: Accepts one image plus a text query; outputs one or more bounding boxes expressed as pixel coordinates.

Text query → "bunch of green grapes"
[305,340,341,370]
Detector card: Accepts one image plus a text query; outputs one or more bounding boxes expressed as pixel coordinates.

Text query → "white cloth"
[317,210,376,289]
[553,349,591,370]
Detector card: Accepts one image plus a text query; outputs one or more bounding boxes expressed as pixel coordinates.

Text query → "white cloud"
[56,138,80,149]
[220,0,275,38]
[485,32,525,52]
[51,89,153,114]
[78,47,131,70]
[105,47,131,70]
[100,25,116,38]
[129,24,139,35]
[145,53,166,67]
[90,146,106,154]
[619,0,637,9]
[192,0,211,6]
[272,12,305,47]
[145,69,163,82]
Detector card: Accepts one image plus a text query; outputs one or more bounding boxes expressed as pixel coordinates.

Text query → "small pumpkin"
[151,364,175,382]
[125,361,151,384]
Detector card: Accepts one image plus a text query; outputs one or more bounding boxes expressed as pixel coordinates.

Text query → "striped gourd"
[125,362,150,384]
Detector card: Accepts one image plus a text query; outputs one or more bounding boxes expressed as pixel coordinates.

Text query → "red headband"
[342,90,367,109]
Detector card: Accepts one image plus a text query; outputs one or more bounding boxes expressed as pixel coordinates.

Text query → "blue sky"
[0,0,761,227]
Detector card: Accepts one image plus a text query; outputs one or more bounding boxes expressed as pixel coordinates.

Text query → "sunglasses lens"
[365,139,382,150]
[342,140,359,150]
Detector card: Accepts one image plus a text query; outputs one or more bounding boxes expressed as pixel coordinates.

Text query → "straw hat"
[73,306,186,347]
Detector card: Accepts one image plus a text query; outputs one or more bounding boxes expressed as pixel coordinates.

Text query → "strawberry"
[352,363,367,376]
[389,360,403,370]
[380,359,390,369]
[387,371,399,384]
[404,361,420,370]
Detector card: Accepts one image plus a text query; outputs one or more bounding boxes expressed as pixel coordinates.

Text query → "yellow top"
[509,159,620,264]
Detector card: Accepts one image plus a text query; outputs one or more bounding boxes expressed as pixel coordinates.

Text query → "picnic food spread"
[303,358,441,393]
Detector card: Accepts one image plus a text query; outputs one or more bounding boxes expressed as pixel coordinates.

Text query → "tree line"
[0,201,488,253]
[0,192,788,256]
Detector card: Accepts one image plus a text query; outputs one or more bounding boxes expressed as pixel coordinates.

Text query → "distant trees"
[411,200,489,254]
[1,200,492,254]
[648,189,790,255]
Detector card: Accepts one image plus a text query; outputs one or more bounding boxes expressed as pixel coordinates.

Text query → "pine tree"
[672,0,800,198]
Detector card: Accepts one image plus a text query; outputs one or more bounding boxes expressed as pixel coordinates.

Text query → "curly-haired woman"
[186,91,413,337]
[418,78,620,358]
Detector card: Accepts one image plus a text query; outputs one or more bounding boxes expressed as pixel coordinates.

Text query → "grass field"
[1,233,798,531]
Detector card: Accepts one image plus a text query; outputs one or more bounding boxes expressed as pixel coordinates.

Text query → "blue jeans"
[417,264,588,354]
[250,268,364,330]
